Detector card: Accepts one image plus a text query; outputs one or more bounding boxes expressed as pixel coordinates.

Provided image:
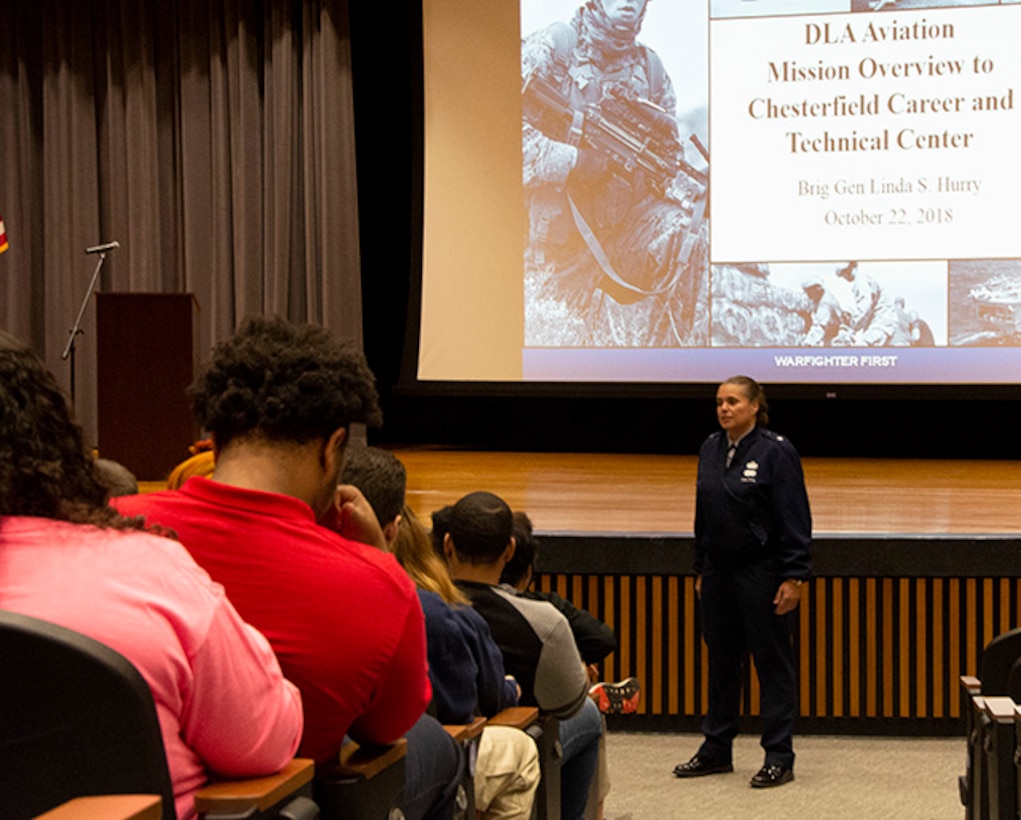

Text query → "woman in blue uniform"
[673,376,812,788]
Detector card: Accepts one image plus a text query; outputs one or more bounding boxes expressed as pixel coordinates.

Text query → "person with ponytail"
[673,376,812,790]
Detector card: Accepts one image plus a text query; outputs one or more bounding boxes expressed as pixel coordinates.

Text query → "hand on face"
[321,484,388,551]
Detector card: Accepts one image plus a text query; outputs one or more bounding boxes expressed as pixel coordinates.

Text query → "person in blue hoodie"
[673,375,812,789]
[342,446,539,820]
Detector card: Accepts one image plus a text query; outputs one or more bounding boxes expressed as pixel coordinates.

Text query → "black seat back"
[980,627,1021,696]
[0,610,175,820]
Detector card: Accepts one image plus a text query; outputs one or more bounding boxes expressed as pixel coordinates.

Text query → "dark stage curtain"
[0,0,363,443]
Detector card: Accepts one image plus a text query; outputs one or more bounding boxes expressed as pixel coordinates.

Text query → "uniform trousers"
[697,559,797,769]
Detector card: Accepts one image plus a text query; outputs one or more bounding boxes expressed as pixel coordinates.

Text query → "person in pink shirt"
[0,331,303,819]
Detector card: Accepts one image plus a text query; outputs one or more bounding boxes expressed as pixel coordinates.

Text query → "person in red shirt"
[116,316,461,819]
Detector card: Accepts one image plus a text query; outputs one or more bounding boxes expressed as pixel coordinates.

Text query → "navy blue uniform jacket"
[694,426,812,581]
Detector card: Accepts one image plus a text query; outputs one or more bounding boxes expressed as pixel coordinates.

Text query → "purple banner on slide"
[522,347,1021,384]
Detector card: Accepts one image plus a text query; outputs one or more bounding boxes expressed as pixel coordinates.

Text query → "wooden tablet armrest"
[984,695,1017,723]
[487,706,540,731]
[334,738,408,780]
[194,758,314,815]
[445,715,487,743]
[961,675,982,696]
[34,795,162,820]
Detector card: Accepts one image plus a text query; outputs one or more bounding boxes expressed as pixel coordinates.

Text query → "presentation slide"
[418,0,1021,386]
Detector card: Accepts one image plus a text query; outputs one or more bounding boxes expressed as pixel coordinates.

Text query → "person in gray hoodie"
[439,491,603,820]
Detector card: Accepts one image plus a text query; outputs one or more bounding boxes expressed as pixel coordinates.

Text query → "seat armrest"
[487,706,540,730]
[334,738,408,780]
[194,758,314,816]
[984,696,1017,723]
[314,738,407,819]
[445,715,487,743]
[961,675,982,696]
[34,795,162,820]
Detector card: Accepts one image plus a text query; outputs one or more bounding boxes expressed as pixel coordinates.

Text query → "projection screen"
[418,0,1021,386]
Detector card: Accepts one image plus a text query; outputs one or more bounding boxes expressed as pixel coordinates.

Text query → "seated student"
[503,511,640,716]
[93,457,139,498]
[166,442,215,490]
[505,512,637,820]
[0,331,303,819]
[337,444,408,548]
[438,492,604,820]
[340,446,540,820]
[115,317,461,820]
[393,506,540,820]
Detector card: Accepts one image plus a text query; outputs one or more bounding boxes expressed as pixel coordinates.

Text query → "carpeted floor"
[602,731,964,820]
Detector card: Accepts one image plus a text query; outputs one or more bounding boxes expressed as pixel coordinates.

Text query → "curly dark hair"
[0,331,141,528]
[191,316,383,450]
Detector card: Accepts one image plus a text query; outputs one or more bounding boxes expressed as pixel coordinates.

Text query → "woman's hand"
[773,579,802,615]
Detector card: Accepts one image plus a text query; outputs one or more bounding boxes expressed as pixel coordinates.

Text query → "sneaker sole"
[592,677,642,714]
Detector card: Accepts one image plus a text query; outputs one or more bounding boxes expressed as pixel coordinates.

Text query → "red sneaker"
[589,677,641,714]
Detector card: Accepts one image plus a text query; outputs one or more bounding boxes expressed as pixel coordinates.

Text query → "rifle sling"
[568,193,648,300]
[568,192,705,300]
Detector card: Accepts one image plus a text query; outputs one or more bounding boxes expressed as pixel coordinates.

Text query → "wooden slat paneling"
[538,572,1021,732]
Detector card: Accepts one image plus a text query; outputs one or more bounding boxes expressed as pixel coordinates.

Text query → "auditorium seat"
[978,627,1021,700]
[313,737,408,819]
[979,696,1016,820]
[960,676,984,819]
[0,610,316,820]
[443,716,487,819]
[959,627,1021,820]
[34,795,163,820]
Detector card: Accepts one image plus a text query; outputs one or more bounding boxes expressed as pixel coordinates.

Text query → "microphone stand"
[61,249,110,408]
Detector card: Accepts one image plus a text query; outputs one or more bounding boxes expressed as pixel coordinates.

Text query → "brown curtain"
[0,0,363,444]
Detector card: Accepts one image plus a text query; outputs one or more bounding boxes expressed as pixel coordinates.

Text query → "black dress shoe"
[750,764,794,788]
[673,755,734,777]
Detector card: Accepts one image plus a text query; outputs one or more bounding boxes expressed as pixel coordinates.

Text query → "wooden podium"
[96,293,198,481]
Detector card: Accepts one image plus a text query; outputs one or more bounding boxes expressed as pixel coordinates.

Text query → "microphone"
[84,241,120,254]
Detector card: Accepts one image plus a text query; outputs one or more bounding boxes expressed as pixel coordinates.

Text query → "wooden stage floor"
[392,450,1021,536]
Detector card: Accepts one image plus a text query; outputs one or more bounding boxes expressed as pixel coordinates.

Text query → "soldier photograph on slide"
[521,0,709,348]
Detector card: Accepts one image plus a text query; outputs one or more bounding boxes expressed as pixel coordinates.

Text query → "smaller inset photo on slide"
[710,260,946,347]
[949,260,1021,347]
[852,0,999,11]
[712,0,849,18]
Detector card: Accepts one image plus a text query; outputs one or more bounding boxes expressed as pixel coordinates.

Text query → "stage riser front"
[536,535,1021,736]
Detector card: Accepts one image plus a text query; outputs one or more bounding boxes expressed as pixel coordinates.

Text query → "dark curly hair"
[191,316,383,450]
[0,331,141,528]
